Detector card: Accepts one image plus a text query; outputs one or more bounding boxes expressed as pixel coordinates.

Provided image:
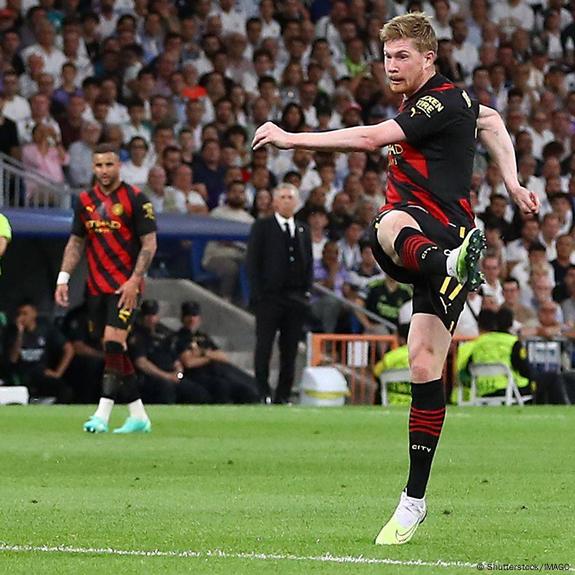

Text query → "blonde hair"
[379,12,438,54]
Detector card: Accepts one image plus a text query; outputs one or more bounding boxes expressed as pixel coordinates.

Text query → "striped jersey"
[382,73,480,227]
[71,182,157,295]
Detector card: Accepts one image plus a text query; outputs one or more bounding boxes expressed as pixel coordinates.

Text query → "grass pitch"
[0,405,573,574]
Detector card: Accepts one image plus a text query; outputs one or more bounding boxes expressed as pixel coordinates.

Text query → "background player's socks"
[394,227,447,275]
[127,399,149,421]
[93,398,114,422]
[406,379,446,499]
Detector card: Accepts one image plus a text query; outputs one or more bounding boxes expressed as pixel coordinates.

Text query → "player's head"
[380,12,437,96]
[92,143,121,191]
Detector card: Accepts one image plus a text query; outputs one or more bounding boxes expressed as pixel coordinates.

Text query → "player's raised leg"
[375,313,451,545]
[377,211,486,288]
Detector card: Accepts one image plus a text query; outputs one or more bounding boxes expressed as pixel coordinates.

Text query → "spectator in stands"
[505,217,540,269]
[175,301,259,404]
[161,145,183,184]
[250,188,273,219]
[18,92,61,145]
[347,243,386,301]
[511,242,555,296]
[52,62,83,112]
[307,205,329,264]
[1,70,31,125]
[67,121,102,189]
[203,180,254,302]
[142,165,178,215]
[128,300,211,405]
[560,268,575,326]
[58,94,87,150]
[0,90,20,160]
[549,192,573,234]
[122,98,151,146]
[120,136,151,188]
[22,122,69,201]
[338,219,363,272]
[192,139,227,209]
[4,299,74,402]
[538,212,561,260]
[311,240,352,333]
[327,191,353,240]
[551,235,575,288]
[480,253,504,306]
[165,164,208,215]
[21,20,66,79]
[501,277,537,333]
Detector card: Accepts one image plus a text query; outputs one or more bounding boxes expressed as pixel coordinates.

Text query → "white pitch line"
[2,543,573,572]
[0,542,499,571]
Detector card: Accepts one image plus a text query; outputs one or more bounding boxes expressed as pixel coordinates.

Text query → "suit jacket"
[246,215,313,303]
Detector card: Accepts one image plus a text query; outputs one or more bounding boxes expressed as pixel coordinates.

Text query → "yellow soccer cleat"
[375,491,427,545]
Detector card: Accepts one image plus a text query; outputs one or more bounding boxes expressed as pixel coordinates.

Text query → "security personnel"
[129,300,212,404]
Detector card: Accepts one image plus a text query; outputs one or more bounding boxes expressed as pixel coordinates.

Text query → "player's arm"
[55,234,85,308]
[0,236,8,258]
[116,231,157,311]
[45,341,75,379]
[477,105,539,215]
[252,119,407,153]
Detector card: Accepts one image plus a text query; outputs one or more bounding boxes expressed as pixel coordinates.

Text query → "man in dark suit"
[247,183,313,403]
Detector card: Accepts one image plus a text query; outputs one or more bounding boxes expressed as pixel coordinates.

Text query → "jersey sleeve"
[133,191,157,237]
[0,213,12,240]
[394,90,476,144]
[70,196,86,237]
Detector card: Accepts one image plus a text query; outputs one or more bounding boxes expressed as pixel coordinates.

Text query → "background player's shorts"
[369,204,473,334]
[86,293,139,339]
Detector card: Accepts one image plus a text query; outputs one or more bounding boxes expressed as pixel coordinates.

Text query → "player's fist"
[252,122,292,151]
[509,186,540,215]
[55,284,69,308]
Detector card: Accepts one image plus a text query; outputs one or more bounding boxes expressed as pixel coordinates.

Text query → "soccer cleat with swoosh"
[374,491,427,545]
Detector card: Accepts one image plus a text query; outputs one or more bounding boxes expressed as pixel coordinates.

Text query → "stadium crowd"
[3,0,575,402]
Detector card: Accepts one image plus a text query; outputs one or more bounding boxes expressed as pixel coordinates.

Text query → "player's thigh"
[375,209,422,260]
[407,312,452,383]
[103,294,138,344]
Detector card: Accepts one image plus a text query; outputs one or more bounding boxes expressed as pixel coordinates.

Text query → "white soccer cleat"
[374,491,427,545]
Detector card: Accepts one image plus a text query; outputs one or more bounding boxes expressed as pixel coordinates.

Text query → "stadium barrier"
[307,333,476,405]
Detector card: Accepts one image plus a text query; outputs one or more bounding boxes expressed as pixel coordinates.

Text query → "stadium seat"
[0,386,29,405]
[458,363,532,407]
[379,368,411,407]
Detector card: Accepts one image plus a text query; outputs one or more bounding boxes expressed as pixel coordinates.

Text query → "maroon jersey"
[71,182,157,295]
[382,74,480,227]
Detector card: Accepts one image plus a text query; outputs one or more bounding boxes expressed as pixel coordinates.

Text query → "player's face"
[93,152,121,191]
[384,38,435,97]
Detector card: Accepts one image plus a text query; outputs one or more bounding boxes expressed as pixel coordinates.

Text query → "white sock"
[445,248,457,277]
[93,398,114,422]
[128,399,148,421]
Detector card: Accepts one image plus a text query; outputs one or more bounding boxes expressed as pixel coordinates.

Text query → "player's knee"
[409,344,440,382]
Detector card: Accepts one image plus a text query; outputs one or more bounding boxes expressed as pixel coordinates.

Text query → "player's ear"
[424,50,436,67]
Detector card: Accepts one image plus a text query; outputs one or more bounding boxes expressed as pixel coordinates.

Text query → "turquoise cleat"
[112,417,152,434]
[83,415,109,433]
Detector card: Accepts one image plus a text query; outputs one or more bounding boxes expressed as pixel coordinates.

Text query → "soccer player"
[252,13,539,544]
[54,143,158,434]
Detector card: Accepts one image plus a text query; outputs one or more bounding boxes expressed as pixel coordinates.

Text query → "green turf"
[0,405,573,574]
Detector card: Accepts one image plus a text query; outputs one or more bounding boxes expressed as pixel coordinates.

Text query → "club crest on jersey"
[111,203,124,216]
[142,202,155,220]
[410,95,444,118]
[85,205,94,213]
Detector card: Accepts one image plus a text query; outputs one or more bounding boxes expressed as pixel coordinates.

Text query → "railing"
[307,333,400,404]
[0,152,80,209]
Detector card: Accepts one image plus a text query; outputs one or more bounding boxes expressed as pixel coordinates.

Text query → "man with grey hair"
[68,121,102,188]
[246,183,313,403]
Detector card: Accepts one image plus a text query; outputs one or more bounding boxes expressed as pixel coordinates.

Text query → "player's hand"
[116,277,139,312]
[252,122,292,151]
[55,284,69,308]
[509,186,540,215]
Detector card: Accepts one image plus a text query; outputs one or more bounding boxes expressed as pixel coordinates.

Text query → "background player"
[54,143,157,434]
[252,13,539,545]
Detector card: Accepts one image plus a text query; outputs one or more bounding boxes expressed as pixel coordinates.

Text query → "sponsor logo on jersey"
[411,95,445,118]
[85,219,122,233]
